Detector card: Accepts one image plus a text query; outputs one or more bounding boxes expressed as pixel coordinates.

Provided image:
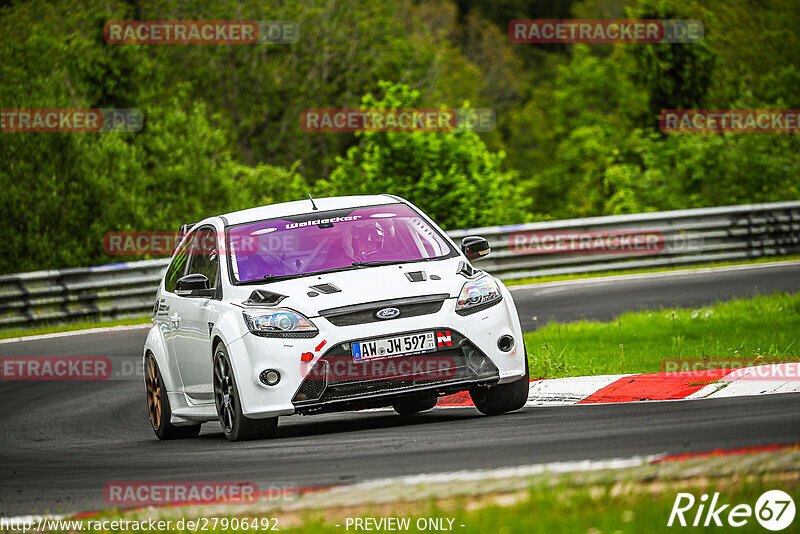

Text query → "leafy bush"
[323,81,527,229]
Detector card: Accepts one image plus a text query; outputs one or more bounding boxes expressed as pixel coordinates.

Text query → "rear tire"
[469,353,529,416]
[392,395,438,415]
[145,353,201,440]
[213,343,278,442]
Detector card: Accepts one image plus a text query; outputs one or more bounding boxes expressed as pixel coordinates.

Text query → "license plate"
[352,332,436,360]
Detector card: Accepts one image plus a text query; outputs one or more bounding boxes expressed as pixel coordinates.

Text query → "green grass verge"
[0,316,150,340]
[287,476,796,534]
[504,254,800,286]
[48,464,799,533]
[523,291,800,379]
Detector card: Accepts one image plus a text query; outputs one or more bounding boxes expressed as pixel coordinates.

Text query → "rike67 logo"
[668,490,795,531]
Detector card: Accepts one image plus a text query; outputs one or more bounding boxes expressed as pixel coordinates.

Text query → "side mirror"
[175,274,216,298]
[461,236,491,261]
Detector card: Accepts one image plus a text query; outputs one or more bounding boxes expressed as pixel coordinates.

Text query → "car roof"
[217,194,403,226]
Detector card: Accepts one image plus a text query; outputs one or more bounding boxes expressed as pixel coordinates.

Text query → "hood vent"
[309,283,341,294]
[405,271,427,282]
[244,290,286,306]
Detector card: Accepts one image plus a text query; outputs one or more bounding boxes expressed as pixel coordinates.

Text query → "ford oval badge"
[375,307,400,320]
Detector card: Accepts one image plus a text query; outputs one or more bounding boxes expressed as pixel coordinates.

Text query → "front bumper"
[226,285,526,419]
[291,328,499,414]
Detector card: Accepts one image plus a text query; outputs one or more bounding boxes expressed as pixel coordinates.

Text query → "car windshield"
[227,203,455,283]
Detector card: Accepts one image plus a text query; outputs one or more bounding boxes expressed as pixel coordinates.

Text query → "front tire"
[392,395,438,415]
[213,343,278,442]
[145,353,201,440]
[469,353,529,415]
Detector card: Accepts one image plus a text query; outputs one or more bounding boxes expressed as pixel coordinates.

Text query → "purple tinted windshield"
[228,204,454,282]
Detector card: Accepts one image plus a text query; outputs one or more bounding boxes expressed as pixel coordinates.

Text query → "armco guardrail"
[1,201,798,328]
[0,259,170,328]
[449,201,800,280]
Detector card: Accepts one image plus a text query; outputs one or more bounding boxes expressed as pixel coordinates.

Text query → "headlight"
[243,308,318,337]
[456,277,502,315]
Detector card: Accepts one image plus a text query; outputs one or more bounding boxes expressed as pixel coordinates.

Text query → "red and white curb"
[434,363,800,408]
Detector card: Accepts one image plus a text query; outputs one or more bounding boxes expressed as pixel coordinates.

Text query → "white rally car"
[144,195,529,441]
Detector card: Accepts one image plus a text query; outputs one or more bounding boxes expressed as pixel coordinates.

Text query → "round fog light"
[497,335,515,352]
[260,369,281,386]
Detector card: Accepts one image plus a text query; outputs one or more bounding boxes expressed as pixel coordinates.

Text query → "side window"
[164,235,192,293]
[185,227,219,289]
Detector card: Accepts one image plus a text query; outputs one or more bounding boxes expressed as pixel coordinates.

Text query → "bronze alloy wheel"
[144,352,201,440]
[145,353,162,430]
[213,351,235,434]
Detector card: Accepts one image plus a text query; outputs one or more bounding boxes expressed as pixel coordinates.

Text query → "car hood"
[230,258,469,317]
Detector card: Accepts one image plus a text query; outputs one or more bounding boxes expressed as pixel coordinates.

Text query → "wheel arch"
[143,325,181,392]
[209,310,250,381]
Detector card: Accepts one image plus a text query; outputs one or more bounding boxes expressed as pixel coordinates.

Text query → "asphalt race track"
[1,262,799,517]
[511,261,800,330]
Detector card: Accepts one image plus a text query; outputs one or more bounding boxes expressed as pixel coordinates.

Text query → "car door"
[159,232,192,384]
[170,226,221,404]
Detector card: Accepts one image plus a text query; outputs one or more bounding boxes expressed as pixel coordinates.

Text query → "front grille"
[321,348,469,400]
[463,342,497,375]
[295,361,327,401]
[318,294,449,327]
[292,329,498,406]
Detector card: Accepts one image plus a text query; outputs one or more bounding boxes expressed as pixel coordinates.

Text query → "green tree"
[323,81,527,229]
[142,0,484,180]
[630,0,716,125]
